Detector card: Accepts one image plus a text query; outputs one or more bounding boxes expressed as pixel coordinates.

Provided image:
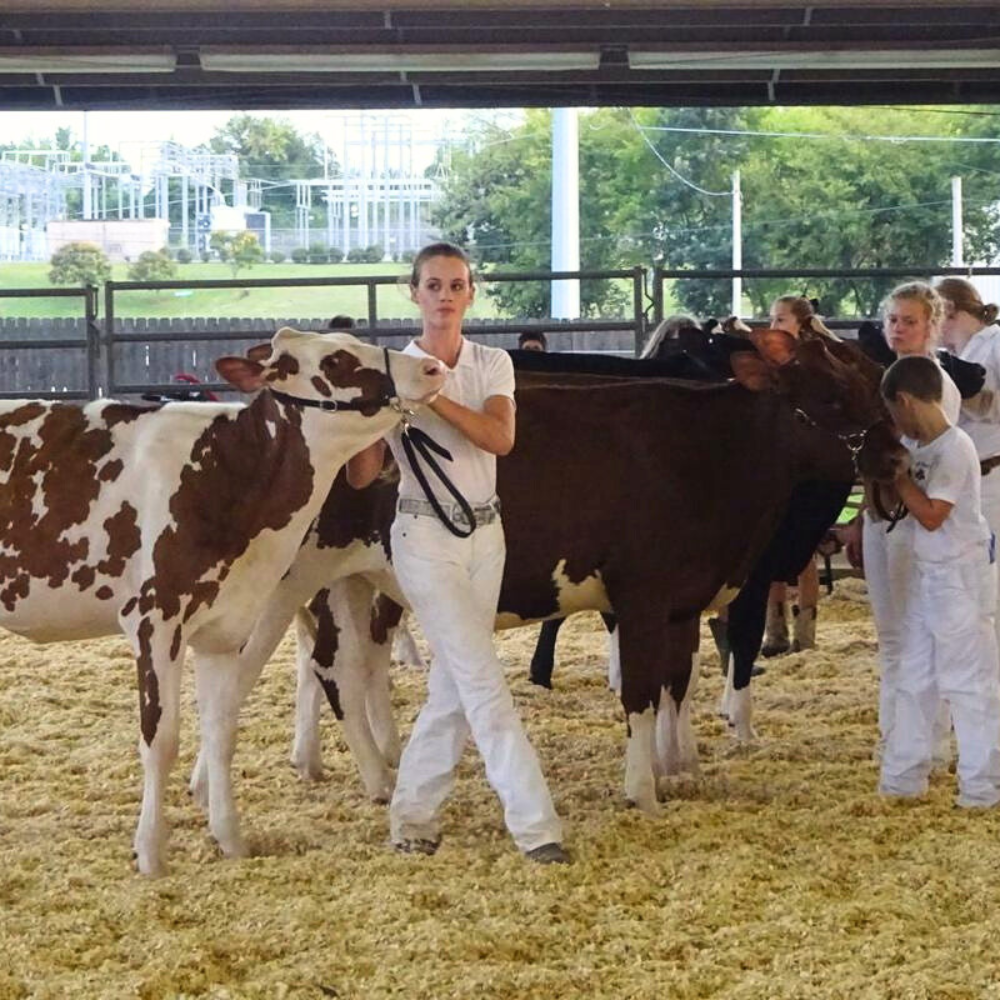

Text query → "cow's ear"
[246,342,273,363]
[216,356,266,391]
[730,352,777,392]
[750,328,797,365]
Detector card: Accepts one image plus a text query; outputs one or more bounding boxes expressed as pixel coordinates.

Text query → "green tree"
[127,248,178,282]
[207,115,335,229]
[209,230,264,278]
[48,242,111,286]
[431,109,626,317]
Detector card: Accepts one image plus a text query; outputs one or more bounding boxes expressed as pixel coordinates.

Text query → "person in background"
[877,355,1000,807]
[935,277,1000,651]
[328,314,355,331]
[517,330,548,352]
[639,314,700,359]
[346,242,567,865]
[842,282,961,760]
[761,295,839,657]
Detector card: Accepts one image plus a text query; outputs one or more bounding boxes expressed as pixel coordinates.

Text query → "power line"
[626,110,730,197]
[634,121,1000,145]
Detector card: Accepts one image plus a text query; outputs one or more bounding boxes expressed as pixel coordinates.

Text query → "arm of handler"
[894,473,953,532]
[346,440,386,489]
[428,393,516,456]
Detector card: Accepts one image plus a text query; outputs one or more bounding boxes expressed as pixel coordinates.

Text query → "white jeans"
[980,470,1000,652]
[880,545,1000,807]
[863,512,913,745]
[388,511,563,852]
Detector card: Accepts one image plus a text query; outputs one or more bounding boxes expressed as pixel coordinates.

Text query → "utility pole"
[551,108,580,319]
[731,169,742,317]
[951,175,964,266]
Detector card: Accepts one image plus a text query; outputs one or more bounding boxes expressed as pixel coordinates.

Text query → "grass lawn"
[0,262,503,322]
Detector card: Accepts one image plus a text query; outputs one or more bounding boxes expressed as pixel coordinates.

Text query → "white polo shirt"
[958,324,1000,460]
[387,337,515,507]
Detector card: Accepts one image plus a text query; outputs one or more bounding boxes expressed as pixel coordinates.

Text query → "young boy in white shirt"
[878,355,1000,807]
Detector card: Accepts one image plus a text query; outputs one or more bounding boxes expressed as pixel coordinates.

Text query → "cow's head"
[730,329,885,437]
[856,418,910,484]
[215,328,445,415]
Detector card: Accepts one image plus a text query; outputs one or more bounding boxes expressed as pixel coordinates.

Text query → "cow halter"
[269,347,412,416]
[792,407,870,457]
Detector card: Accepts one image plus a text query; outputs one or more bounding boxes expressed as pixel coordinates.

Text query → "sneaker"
[525,842,570,865]
[392,837,441,856]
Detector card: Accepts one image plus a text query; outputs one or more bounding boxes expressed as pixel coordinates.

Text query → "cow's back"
[497,380,796,622]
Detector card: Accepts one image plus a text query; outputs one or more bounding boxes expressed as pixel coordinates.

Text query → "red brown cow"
[0,328,444,875]
[199,331,885,816]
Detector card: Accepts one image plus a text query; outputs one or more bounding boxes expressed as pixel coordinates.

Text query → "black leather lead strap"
[400,426,477,538]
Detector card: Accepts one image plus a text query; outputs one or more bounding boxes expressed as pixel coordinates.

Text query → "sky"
[0,107,523,172]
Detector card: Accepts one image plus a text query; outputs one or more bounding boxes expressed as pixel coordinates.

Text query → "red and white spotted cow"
[0,328,444,876]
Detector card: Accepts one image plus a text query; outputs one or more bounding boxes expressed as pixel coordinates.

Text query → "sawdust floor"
[2,578,1000,1000]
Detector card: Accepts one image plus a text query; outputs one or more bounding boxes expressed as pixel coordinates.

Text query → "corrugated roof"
[1,3,998,109]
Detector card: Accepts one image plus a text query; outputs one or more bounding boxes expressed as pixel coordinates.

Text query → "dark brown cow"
[0,328,444,875]
[199,331,886,815]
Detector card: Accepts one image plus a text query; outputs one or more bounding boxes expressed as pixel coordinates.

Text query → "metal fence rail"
[0,286,99,399]
[5,263,1000,400]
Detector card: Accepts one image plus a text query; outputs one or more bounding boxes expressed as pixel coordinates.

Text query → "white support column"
[731,169,742,317]
[551,107,580,319]
[951,175,964,267]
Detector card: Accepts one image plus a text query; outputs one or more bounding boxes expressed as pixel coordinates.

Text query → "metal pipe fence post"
[367,279,379,342]
[104,280,116,398]
[631,266,646,357]
[84,284,101,400]
[651,267,664,327]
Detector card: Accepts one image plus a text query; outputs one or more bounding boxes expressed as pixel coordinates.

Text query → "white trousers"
[879,546,1000,807]
[864,512,952,755]
[388,512,563,852]
[980,470,1000,652]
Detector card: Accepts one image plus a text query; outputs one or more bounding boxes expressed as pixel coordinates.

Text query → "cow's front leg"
[291,605,327,780]
[127,616,184,877]
[724,570,771,742]
[191,589,301,803]
[295,578,395,801]
[193,650,249,861]
[656,617,701,780]
[366,634,401,768]
[615,608,668,816]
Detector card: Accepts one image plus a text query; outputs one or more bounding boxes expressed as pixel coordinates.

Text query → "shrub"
[175,247,194,264]
[268,250,286,264]
[210,230,264,278]
[290,247,310,264]
[127,249,178,282]
[48,242,112,287]
[346,247,367,263]
[307,241,329,264]
[327,246,345,263]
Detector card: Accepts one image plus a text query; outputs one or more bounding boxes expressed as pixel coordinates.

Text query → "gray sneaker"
[525,842,571,865]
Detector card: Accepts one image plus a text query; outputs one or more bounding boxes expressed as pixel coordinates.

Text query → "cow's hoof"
[625,793,662,817]
[134,849,168,879]
[218,834,249,860]
[291,754,325,782]
[761,639,790,658]
[528,673,553,690]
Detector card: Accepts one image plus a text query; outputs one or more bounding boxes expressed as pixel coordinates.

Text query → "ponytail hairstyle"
[933,277,1000,327]
[771,294,841,341]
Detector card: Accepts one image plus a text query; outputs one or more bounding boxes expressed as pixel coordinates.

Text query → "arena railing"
[0,285,100,400]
